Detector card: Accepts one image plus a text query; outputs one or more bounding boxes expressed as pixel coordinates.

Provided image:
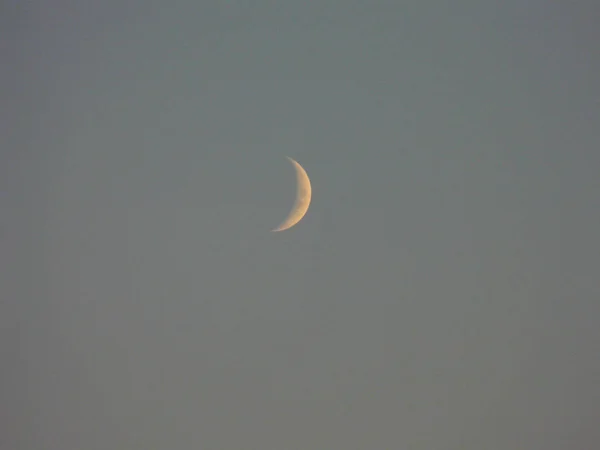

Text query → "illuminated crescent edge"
[271,157,312,232]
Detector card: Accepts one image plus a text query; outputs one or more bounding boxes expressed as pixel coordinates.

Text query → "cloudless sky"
[2,1,599,449]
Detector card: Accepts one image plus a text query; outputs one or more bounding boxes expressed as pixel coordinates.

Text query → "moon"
[272,157,312,232]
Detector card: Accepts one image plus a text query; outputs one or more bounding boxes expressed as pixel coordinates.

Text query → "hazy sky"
[3,1,599,449]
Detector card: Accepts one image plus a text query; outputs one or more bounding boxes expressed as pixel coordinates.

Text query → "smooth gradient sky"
[3,1,599,449]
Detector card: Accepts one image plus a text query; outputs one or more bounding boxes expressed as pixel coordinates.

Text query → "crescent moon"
[272,157,312,232]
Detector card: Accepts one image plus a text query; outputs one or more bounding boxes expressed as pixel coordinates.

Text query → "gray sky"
[3,1,599,448]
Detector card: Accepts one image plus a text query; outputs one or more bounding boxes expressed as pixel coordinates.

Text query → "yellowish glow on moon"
[272,157,312,232]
